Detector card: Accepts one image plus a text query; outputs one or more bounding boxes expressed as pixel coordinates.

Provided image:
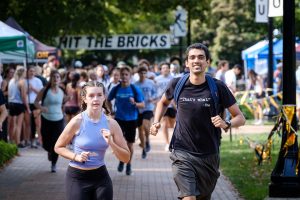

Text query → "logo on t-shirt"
[180,97,211,107]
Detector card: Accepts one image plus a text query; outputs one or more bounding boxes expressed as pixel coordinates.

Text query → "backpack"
[174,73,220,116]
[109,83,138,102]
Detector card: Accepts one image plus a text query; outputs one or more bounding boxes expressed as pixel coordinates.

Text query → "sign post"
[173,6,187,72]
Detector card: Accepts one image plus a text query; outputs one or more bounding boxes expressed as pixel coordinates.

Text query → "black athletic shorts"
[170,150,220,199]
[115,119,137,143]
[8,103,26,116]
[29,104,37,111]
[64,106,81,115]
[164,107,177,118]
[137,111,154,127]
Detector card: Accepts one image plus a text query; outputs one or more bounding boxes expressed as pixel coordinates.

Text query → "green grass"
[220,134,282,200]
[0,141,18,168]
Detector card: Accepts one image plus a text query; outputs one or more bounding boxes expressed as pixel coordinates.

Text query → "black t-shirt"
[165,77,236,156]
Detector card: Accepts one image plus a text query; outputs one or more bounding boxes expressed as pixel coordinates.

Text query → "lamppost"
[269,0,300,197]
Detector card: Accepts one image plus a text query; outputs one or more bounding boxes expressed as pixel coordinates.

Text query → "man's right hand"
[150,122,161,136]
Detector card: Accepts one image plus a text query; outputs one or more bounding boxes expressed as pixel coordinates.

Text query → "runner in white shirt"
[25,66,43,147]
[154,62,175,151]
[135,66,158,159]
[133,59,157,82]
[107,68,121,115]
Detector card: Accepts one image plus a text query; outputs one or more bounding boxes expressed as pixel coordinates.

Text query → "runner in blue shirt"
[108,66,144,175]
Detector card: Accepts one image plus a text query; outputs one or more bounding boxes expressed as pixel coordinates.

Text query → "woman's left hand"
[101,129,112,144]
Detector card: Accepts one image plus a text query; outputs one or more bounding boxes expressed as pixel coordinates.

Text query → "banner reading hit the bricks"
[56,34,171,50]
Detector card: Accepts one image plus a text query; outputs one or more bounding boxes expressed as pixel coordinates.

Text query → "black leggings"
[41,116,64,165]
[65,165,113,200]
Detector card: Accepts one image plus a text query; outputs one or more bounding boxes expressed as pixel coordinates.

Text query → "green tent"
[0,21,35,63]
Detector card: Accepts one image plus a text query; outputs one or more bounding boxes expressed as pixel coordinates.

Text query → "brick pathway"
[0,132,243,200]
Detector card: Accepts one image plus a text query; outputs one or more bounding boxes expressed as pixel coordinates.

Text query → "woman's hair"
[4,66,15,79]
[46,70,61,88]
[71,73,80,89]
[248,69,259,86]
[80,81,111,115]
[96,64,106,79]
[80,71,89,82]
[13,65,25,82]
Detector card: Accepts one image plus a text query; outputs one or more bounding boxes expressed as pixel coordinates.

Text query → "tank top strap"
[76,111,87,136]
[100,112,110,128]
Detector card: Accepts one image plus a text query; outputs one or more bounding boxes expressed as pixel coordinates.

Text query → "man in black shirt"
[150,43,245,200]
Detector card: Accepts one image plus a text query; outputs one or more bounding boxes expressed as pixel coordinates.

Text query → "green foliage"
[220,134,281,200]
[0,141,18,168]
[2,0,300,65]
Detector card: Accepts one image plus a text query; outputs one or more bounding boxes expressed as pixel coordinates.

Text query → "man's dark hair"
[137,66,147,73]
[185,43,210,61]
[233,64,242,71]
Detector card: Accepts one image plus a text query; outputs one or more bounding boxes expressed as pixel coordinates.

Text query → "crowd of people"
[2,42,295,199]
[0,55,185,172]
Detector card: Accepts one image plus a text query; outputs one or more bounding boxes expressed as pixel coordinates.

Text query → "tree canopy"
[1,0,299,66]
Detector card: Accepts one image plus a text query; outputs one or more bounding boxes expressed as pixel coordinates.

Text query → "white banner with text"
[56,34,171,50]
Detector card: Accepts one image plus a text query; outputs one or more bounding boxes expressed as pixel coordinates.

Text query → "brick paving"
[0,129,252,200]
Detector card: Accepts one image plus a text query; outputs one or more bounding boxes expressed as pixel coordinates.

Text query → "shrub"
[0,141,18,168]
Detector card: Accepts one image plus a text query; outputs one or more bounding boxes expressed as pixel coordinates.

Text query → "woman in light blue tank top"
[34,70,66,173]
[54,81,130,200]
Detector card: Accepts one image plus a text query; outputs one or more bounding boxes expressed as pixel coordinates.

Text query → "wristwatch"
[224,120,231,132]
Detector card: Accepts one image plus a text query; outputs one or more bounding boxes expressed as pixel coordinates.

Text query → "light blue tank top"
[69,111,109,169]
[8,79,23,104]
[41,88,64,121]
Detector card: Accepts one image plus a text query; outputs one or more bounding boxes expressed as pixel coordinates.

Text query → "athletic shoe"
[51,164,56,173]
[142,149,147,159]
[126,164,132,176]
[145,141,151,152]
[117,161,124,172]
[31,140,38,149]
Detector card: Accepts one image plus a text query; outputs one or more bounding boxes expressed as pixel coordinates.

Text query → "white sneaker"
[254,119,263,125]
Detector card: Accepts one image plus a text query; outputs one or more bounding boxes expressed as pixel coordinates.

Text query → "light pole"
[269,0,300,197]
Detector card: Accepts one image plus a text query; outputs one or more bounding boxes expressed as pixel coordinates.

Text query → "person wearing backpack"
[108,66,144,175]
[150,43,245,200]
